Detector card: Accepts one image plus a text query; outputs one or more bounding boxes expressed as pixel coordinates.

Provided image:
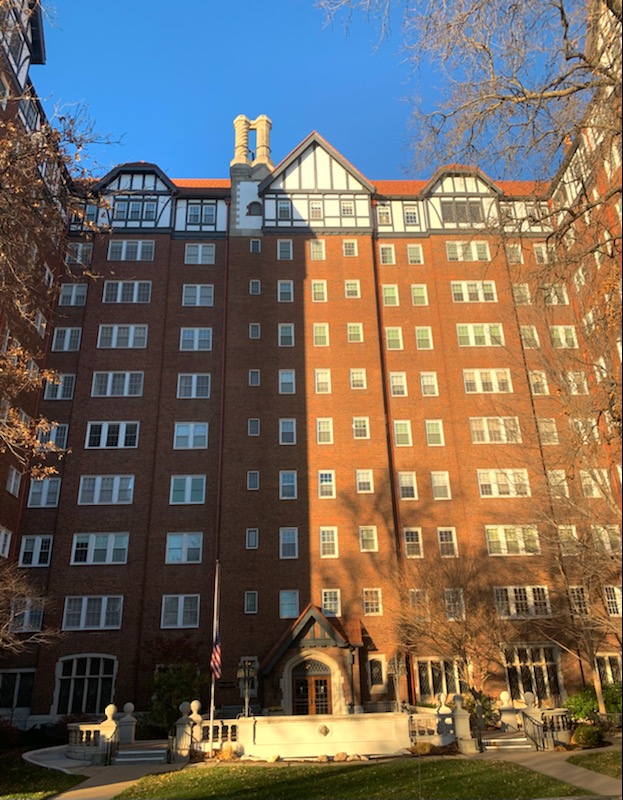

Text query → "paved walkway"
[23,742,622,800]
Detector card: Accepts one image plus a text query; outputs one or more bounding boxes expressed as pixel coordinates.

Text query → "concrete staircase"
[481,730,535,751]
[112,741,169,765]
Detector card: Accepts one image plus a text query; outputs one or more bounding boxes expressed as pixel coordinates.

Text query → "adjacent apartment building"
[1,4,621,726]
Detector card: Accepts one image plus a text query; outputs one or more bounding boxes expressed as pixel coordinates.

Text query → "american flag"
[210,625,222,679]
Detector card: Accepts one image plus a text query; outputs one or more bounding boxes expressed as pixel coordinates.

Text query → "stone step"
[482,735,533,751]
[113,748,168,764]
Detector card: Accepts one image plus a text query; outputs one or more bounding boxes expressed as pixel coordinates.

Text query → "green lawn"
[118,759,590,800]
[567,749,622,779]
[0,749,86,800]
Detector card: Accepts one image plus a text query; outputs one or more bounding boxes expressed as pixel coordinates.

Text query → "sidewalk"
[25,742,622,800]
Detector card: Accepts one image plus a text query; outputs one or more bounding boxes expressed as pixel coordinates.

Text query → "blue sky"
[33,1,426,181]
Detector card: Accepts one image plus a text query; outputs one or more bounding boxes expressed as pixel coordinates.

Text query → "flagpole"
[208,559,221,757]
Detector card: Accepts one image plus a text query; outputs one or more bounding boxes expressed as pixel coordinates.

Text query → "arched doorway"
[292,659,332,715]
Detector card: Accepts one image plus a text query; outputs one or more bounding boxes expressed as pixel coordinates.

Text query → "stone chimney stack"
[230,114,274,178]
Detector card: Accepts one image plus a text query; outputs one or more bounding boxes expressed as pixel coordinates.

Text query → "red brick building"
[1,11,620,727]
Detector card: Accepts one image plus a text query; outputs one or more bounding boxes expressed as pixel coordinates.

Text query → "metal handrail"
[521,711,545,750]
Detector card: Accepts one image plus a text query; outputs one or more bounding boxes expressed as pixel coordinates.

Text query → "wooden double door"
[292,659,332,715]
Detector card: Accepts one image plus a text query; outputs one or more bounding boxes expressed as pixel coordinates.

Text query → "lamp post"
[387,655,406,712]
[236,659,257,717]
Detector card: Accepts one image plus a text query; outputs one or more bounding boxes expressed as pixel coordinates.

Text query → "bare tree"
[0,559,60,655]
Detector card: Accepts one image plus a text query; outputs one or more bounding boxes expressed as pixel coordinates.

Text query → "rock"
[334,751,348,762]
[268,754,281,762]
[317,754,330,762]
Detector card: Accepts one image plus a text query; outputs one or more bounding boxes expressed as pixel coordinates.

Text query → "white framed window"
[379,244,395,265]
[389,372,407,396]
[533,243,550,263]
[92,371,143,397]
[58,283,88,306]
[441,199,484,224]
[394,420,412,446]
[10,598,44,632]
[529,371,549,396]
[377,205,392,225]
[469,417,521,444]
[309,200,323,220]
[486,525,540,556]
[477,469,531,498]
[279,470,298,499]
[277,199,292,220]
[457,324,503,347]
[352,417,370,440]
[182,284,214,307]
[19,535,53,567]
[279,418,296,445]
[558,525,580,556]
[537,418,559,446]
[247,471,260,491]
[403,205,419,225]
[451,281,497,303]
[314,369,331,394]
[279,527,298,559]
[542,285,569,305]
[52,327,82,351]
[404,528,423,557]
[186,202,216,226]
[446,241,490,262]
[494,586,551,618]
[248,278,261,296]
[340,199,355,217]
[438,528,458,557]
[180,327,212,351]
[320,527,338,558]
[177,373,210,398]
[596,654,622,685]
[311,280,327,302]
[415,327,433,349]
[550,326,578,349]
[248,418,260,436]
[318,470,336,498]
[279,590,299,619]
[37,423,69,451]
[79,475,134,505]
[244,591,258,614]
[248,369,261,386]
[420,372,439,396]
[246,528,259,550]
[44,374,75,400]
[350,369,367,390]
[410,285,428,306]
[6,466,21,497]
[463,369,512,394]
[165,532,202,564]
[363,588,383,615]
[356,469,374,493]
[103,280,151,303]
[279,369,296,394]
[65,241,93,267]
[316,418,334,445]
[63,596,123,630]
[173,422,208,449]
[161,594,199,628]
[0,526,12,559]
[359,525,378,552]
[347,323,364,343]
[344,280,361,299]
[277,280,293,302]
[566,371,589,395]
[409,589,429,619]
[310,240,325,260]
[445,589,466,621]
[343,239,358,257]
[425,420,445,446]
[71,533,129,565]
[398,471,418,500]
[569,586,589,616]
[592,525,621,555]
[107,240,154,261]
[27,477,61,507]
[249,323,261,340]
[580,469,610,498]
[277,239,293,260]
[250,239,261,254]
[385,327,403,350]
[382,285,399,306]
[278,323,295,347]
[547,469,569,498]
[98,324,148,349]
[86,421,139,449]
[313,323,329,347]
[407,244,424,264]
[604,587,622,617]
[512,284,531,305]
[321,589,341,617]
[184,243,215,264]
[505,244,523,264]
[169,475,206,504]
[520,326,540,349]
[431,471,451,500]
[34,311,46,338]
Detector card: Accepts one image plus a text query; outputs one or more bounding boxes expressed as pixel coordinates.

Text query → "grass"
[118,758,591,800]
[0,748,86,800]
[567,748,622,779]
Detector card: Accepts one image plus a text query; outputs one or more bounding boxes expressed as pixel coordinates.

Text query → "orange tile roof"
[172,178,231,188]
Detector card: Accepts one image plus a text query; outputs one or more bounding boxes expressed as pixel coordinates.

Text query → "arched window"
[247,201,262,216]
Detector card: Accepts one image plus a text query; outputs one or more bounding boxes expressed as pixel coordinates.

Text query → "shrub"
[566,683,622,721]
[572,723,605,748]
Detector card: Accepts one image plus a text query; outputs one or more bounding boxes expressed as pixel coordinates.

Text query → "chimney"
[230,114,274,173]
